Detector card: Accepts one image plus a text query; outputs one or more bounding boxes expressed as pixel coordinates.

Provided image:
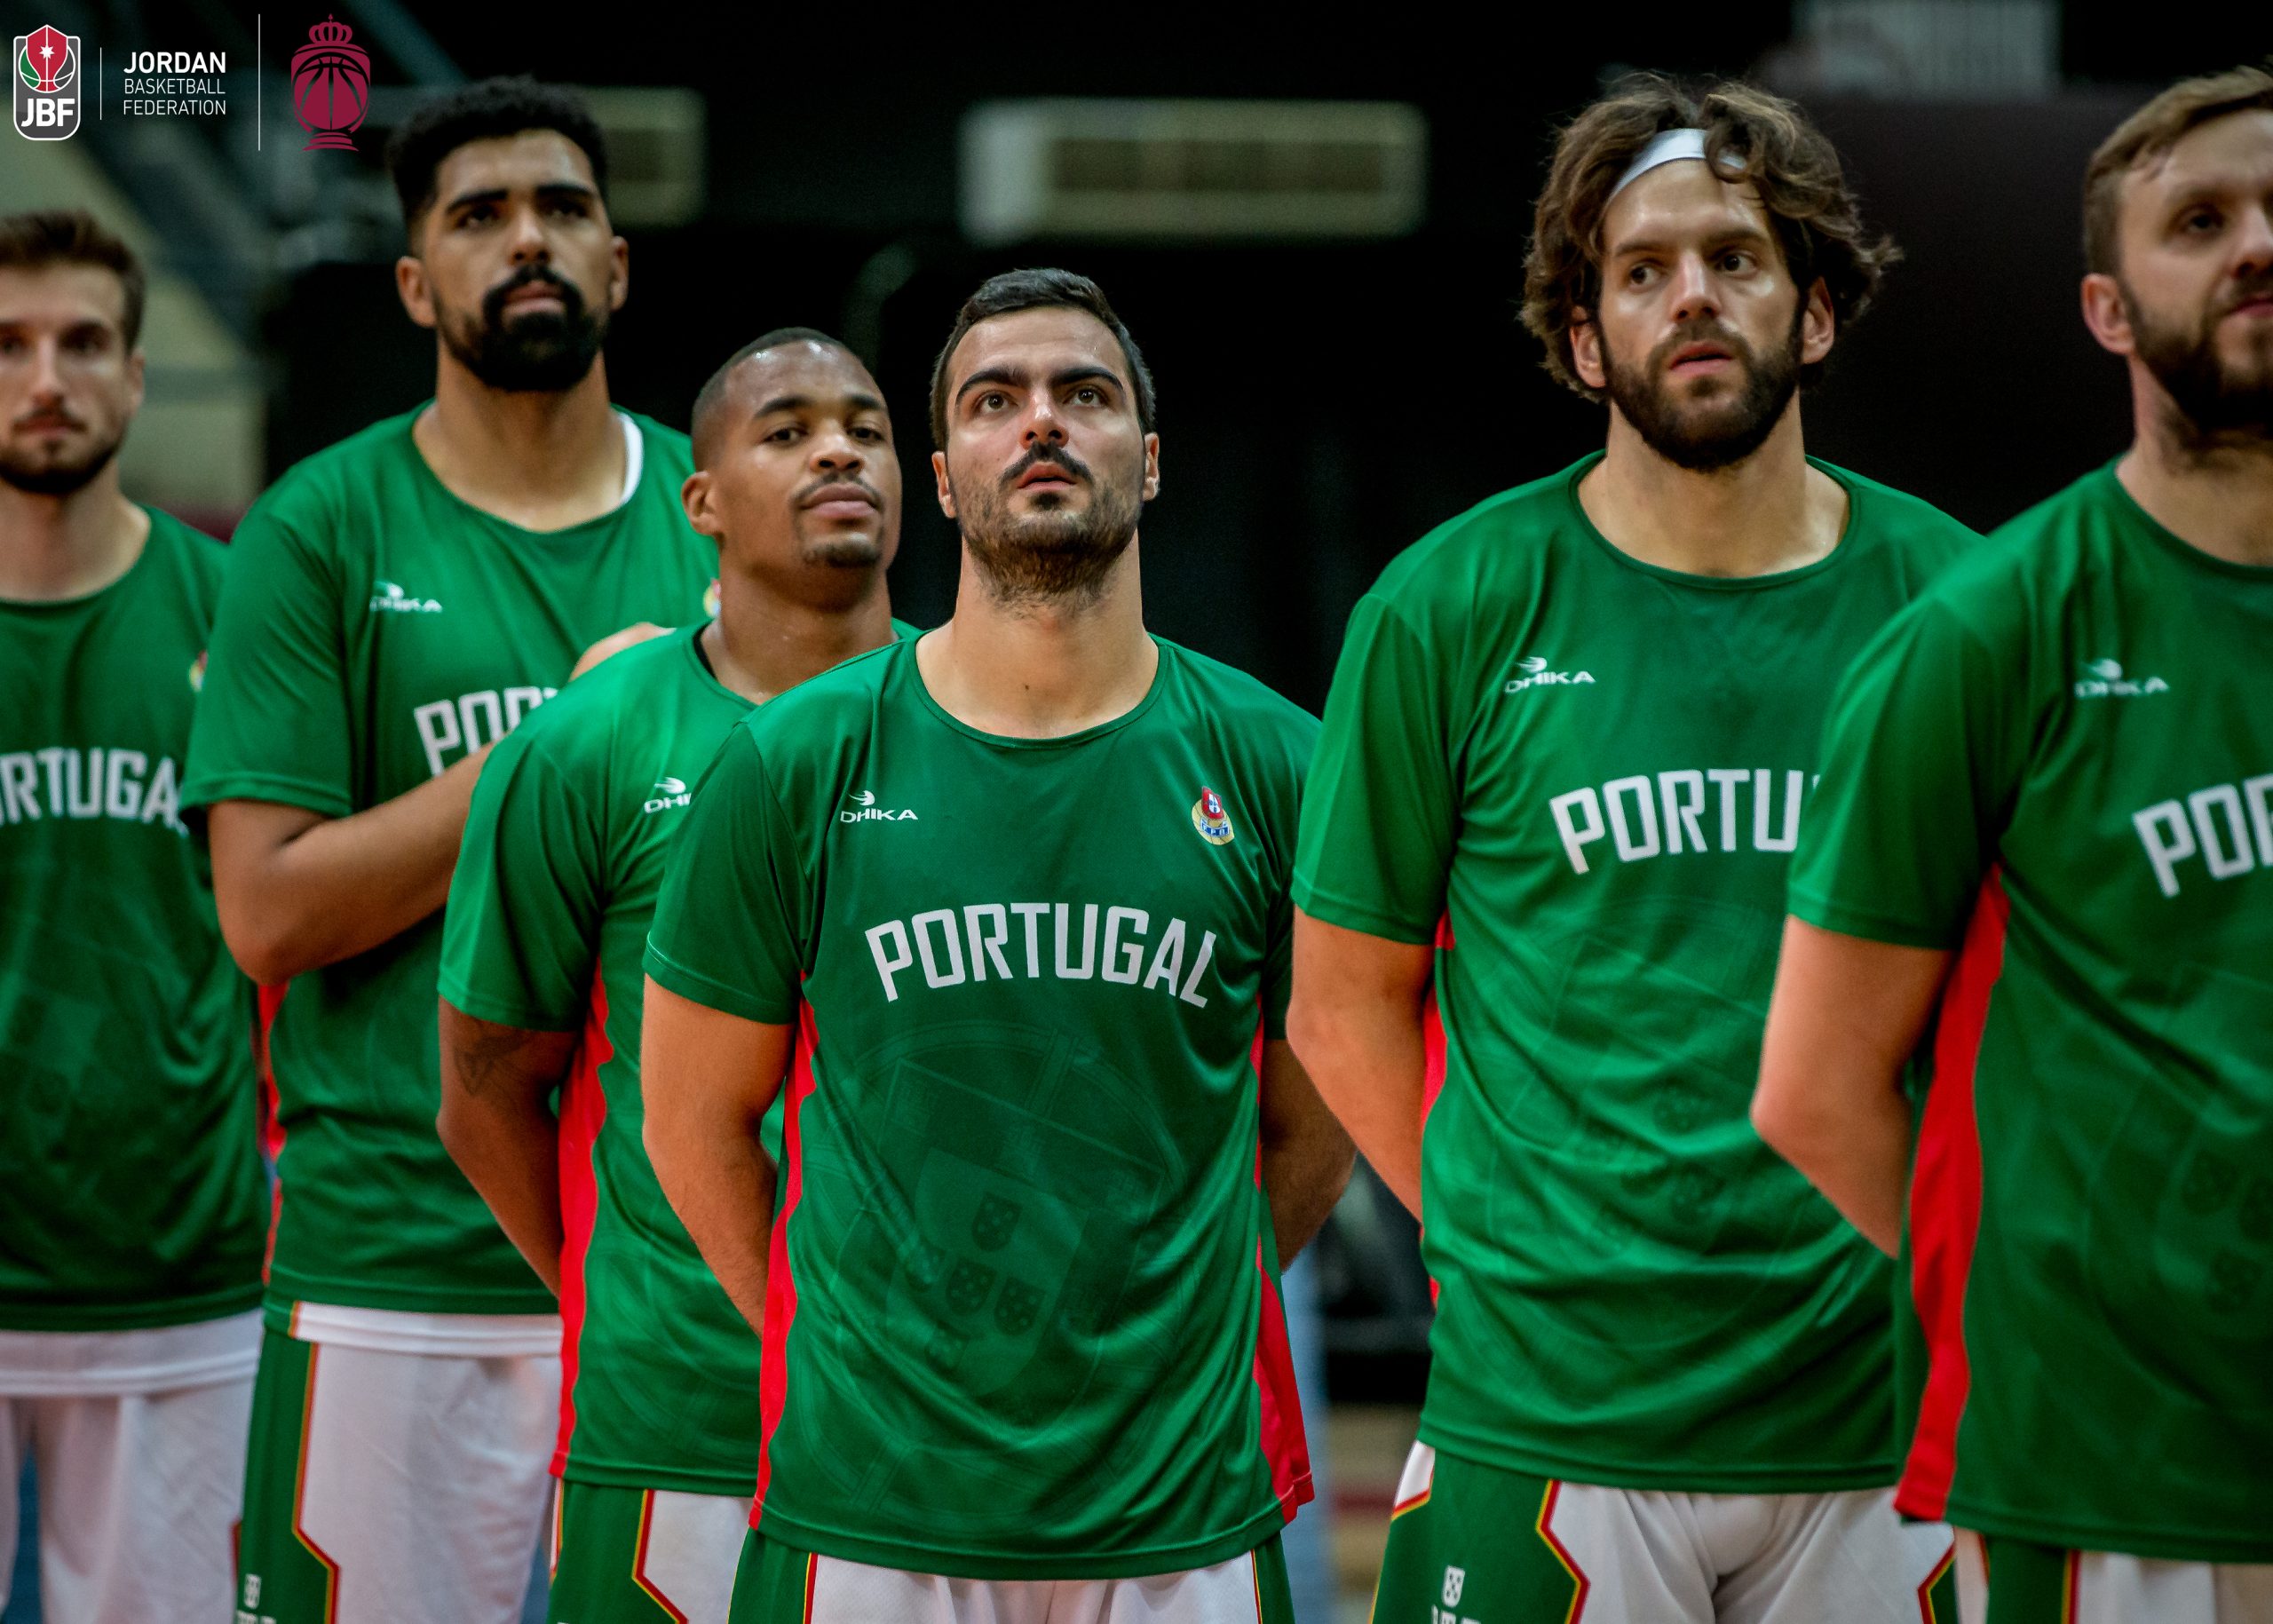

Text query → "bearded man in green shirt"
[0,209,265,1624]
[1757,65,2273,1624]
[186,78,715,1624]
[1291,76,1973,1623]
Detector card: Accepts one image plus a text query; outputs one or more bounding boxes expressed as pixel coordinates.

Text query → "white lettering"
[105,749,147,820]
[502,685,547,730]
[913,909,967,988]
[2133,800,2195,899]
[963,905,1012,981]
[2188,785,2256,881]
[1010,903,1050,978]
[141,757,182,831]
[0,754,40,822]
[457,691,505,757]
[1754,768,1804,852]
[1143,917,1189,993]
[1605,775,1660,861]
[414,700,461,779]
[1707,768,1748,852]
[1659,769,1706,855]
[2245,773,2273,867]
[1178,931,1217,1008]
[1102,907,1149,984]
[867,920,915,1001]
[1054,902,1098,979]
[1549,787,1604,874]
[66,749,102,818]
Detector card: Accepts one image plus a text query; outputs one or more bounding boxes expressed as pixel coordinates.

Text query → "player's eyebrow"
[751,391,887,417]
[1610,222,1778,259]
[443,180,597,214]
[955,362,1123,408]
[1048,364,1123,394]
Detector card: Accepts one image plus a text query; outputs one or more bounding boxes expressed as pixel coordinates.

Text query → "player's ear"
[1141,432,1160,503]
[607,235,629,313]
[1570,310,1607,392]
[123,345,147,419]
[396,255,437,331]
[1800,276,1835,368]
[2079,272,2134,358]
[681,470,722,540]
[931,450,956,520]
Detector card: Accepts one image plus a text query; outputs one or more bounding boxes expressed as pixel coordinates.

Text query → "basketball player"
[1288,77,1973,1620]
[1755,66,2273,1624]
[184,79,715,1623]
[641,268,1353,1622]
[0,210,264,1621]
[438,330,913,1624]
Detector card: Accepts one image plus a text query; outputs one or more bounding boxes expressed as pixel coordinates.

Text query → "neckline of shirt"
[0,504,165,617]
[402,406,647,541]
[904,631,1171,751]
[2093,459,2273,584]
[1559,449,1865,592]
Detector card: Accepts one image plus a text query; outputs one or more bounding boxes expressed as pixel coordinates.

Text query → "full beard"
[2124,276,2273,453]
[0,430,123,496]
[1604,311,1803,473]
[440,267,608,393]
[955,456,1143,609]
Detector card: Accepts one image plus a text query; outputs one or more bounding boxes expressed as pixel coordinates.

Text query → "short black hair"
[690,328,862,466]
[386,76,609,238]
[927,268,1155,449]
[0,210,145,348]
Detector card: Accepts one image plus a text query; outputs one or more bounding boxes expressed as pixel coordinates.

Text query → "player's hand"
[570,622,670,681]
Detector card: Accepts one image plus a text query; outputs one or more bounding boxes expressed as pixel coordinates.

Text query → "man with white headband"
[1289,76,1970,1620]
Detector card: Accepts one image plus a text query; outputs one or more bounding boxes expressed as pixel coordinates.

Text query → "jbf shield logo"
[14,25,82,140]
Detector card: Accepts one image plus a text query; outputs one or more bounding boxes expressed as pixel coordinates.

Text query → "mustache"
[1000,443,1092,490]
[794,472,884,510]
[12,408,86,432]
[2216,270,2273,318]
[482,263,583,322]
[1648,316,1755,370]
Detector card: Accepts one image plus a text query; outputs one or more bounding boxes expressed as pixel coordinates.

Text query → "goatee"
[1604,310,1802,472]
[441,265,608,393]
[957,446,1142,608]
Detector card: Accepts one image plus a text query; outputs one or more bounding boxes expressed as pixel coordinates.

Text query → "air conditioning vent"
[962,99,1427,244]
[576,87,705,227]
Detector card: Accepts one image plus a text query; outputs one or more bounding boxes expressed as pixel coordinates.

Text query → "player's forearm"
[437,1002,574,1295]
[1261,1120,1354,1263]
[1285,999,1427,1216]
[211,749,491,982]
[1754,917,1950,1257]
[645,1116,775,1334]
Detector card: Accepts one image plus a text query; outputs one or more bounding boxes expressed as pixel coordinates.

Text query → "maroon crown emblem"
[290,15,369,153]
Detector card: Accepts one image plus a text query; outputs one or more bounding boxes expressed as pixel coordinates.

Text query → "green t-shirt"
[183,408,717,1320]
[1294,453,1976,1492]
[1790,464,2273,1564]
[644,635,1319,1578]
[0,511,264,1330]
[439,620,913,1493]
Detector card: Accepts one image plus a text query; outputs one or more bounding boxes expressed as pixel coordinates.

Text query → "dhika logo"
[13,24,82,141]
[642,775,690,815]
[1505,654,1595,694]
[368,580,441,614]
[2074,657,2168,699]
[841,788,916,823]
[1192,786,1234,846]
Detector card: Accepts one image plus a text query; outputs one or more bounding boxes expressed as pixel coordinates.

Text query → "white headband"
[1610,128,1711,201]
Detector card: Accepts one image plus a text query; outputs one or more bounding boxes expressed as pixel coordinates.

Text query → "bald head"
[691,328,872,467]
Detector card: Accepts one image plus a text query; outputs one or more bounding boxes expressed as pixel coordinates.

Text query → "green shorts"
[729,1527,1295,1623]
[547,1478,750,1623]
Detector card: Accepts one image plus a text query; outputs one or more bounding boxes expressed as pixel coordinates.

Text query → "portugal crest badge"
[1192,786,1234,846]
[13,24,81,141]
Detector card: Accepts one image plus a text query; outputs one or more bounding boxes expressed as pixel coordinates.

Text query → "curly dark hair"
[386,77,609,240]
[1522,75,1898,400]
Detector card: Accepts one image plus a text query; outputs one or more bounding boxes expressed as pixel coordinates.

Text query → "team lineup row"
[0,58,2268,1624]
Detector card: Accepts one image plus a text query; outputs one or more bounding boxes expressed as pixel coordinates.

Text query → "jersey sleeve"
[437,725,604,1032]
[1788,593,2025,949]
[182,499,354,818]
[644,725,808,1026]
[1291,594,1457,946]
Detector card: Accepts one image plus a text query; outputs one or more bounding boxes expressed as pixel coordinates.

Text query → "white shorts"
[1954,1529,2273,1624]
[237,1329,558,1624]
[550,1479,751,1623]
[0,1376,255,1622]
[795,1547,1281,1624]
[1380,1440,1953,1624]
